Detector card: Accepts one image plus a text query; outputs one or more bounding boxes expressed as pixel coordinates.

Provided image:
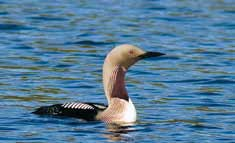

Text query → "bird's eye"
[129,50,134,55]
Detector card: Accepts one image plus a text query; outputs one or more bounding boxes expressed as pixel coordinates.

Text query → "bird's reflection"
[103,123,137,142]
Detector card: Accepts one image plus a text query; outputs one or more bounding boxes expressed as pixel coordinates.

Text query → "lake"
[0,0,235,142]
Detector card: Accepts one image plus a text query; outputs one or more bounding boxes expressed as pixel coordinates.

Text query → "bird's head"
[106,44,165,70]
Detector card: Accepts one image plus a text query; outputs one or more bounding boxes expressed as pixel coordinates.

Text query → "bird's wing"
[33,102,107,121]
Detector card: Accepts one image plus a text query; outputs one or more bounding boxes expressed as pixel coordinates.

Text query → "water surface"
[0,0,235,142]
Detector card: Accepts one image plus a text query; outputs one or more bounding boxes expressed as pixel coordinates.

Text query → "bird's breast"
[96,98,136,123]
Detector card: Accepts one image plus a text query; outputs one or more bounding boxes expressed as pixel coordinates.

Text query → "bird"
[33,44,165,124]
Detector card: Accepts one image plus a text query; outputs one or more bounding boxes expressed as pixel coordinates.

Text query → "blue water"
[0,0,235,142]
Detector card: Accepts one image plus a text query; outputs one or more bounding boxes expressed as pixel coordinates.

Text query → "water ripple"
[0,23,33,31]
[0,0,234,142]
[66,40,115,46]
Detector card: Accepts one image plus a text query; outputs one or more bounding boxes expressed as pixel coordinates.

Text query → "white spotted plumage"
[75,104,80,109]
[62,102,94,110]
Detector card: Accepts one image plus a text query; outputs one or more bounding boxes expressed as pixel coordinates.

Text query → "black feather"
[33,102,107,121]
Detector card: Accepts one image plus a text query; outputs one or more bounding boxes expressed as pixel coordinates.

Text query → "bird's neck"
[103,58,129,104]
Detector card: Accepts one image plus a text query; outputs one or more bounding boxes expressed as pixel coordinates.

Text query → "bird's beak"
[138,51,165,60]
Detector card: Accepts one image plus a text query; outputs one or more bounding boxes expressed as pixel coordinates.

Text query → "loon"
[33,44,165,123]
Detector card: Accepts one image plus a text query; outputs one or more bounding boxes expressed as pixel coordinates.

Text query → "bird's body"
[33,44,165,124]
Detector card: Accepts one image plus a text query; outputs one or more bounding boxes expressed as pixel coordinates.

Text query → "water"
[0,0,235,142]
